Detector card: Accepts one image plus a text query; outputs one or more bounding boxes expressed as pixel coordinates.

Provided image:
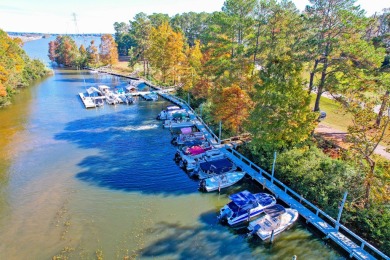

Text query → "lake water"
[0,37,343,259]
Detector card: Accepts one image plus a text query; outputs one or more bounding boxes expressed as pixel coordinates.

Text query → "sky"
[1,0,389,34]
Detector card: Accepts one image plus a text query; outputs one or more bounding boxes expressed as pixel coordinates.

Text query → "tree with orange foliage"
[146,22,186,84]
[48,35,79,67]
[212,84,253,134]
[86,40,100,67]
[99,34,118,66]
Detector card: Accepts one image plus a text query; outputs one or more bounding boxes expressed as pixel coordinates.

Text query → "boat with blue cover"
[218,190,276,226]
[190,158,236,179]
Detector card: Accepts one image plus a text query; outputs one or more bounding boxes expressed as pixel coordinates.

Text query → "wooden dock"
[79,93,97,108]
[94,70,388,260]
[157,92,389,260]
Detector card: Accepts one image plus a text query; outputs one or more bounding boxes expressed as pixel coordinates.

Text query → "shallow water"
[0,38,343,259]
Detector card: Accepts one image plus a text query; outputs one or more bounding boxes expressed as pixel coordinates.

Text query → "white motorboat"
[163,118,194,128]
[98,85,112,95]
[79,93,96,108]
[142,92,158,101]
[199,171,246,192]
[218,190,277,226]
[105,93,119,105]
[157,106,186,120]
[247,204,299,240]
[79,87,104,108]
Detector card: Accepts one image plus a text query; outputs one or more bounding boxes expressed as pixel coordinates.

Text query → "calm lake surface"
[0,38,343,259]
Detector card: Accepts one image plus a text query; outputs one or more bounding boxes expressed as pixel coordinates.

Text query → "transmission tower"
[72,13,79,35]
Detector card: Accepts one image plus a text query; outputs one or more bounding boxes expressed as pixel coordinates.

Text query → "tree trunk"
[143,59,146,78]
[146,61,149,79]
[314,42,329,112]
[308,59,319,95]
[314,60,327,111]
[364,161,375,209]
[375,90,389,127]
[252,20,261,75]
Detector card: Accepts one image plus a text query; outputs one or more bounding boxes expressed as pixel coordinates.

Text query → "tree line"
[114,0,390,254]
[48,34,118,68]
[0,29,49,107]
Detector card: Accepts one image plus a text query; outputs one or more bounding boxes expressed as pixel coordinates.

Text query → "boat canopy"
[263,204,286,218]
[86,87,101,95]
[167,105,181,111]
[187,146,206,155]
[199,158,233,174]
[229,190,257,207]
[181,127,192,134]
[172,112,187,119]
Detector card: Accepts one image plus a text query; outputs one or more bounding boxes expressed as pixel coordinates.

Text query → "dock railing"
[155,86,388,259]
[169,95,221,143]
[226,147,389,260]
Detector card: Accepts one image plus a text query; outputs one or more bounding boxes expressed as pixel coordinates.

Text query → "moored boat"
[157,105,182,120]
[191,158,236,179]
[218,190,276,226]
[171,128,205,145]
[142,92,158,101]
[199,171,246,192]
[247,204,299,240]
[79,93,97,108]
[163,116,194,128]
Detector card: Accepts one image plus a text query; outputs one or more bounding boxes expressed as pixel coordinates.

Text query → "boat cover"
[229,190,258,207]
[172,112,187,119]
[182,140,203,147]
[187,146,206,155]
[199,158,233,174]
[256,193,276,207]
[98,85,110,90]
[181,127,192,134]
[263,204,286,218]
[167,105,181,111]
[86,87,101,95]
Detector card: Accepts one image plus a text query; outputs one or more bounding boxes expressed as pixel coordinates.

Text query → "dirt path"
[315,123,390,160]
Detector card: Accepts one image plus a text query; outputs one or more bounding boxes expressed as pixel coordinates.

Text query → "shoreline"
[8,35,43,43]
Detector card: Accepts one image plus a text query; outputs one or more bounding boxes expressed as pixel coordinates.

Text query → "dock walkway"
[157,92,389,260]
[92,70,388,260]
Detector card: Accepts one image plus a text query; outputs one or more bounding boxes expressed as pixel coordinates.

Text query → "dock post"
[335,191,348,231]
[271,151,277,183]
[270,230,275,243]
[218,121,222,144]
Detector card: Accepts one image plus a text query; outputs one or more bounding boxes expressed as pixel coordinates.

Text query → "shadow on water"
[140,221,253,259]
[54,106,199,195]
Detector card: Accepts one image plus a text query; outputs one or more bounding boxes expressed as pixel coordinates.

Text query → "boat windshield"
[228,201,239,213]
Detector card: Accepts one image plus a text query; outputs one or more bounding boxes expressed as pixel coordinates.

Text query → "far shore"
[8,35,43,43]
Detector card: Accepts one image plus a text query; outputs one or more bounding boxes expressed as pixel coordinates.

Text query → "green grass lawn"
[310,94,352,132]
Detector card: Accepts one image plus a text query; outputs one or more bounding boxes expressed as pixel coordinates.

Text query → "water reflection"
[55,107,199,195]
